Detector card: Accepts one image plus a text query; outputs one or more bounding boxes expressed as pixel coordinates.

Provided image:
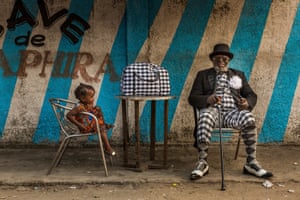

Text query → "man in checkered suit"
[188,43,273,180]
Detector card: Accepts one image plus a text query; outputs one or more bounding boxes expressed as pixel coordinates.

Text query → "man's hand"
[238,98,249,110]
[207,94,221,105]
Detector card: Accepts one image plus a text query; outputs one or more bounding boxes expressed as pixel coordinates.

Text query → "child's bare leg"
[100,130,114,154]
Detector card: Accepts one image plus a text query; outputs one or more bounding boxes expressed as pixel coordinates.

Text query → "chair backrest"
[49,98,79,137]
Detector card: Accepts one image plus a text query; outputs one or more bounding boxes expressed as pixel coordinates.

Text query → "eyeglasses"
[212,55,230,62]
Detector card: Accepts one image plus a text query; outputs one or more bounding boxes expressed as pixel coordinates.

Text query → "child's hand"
[93,107,104,119]
[79,125,89,132]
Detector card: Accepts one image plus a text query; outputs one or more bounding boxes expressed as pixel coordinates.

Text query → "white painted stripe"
[67,0,126,103]
[285,74,300,142]
[65,0,126,138]
[3,0,71,141]
[249,0,298,135]
[0,1,12,47]
[136,1,186,63]
[170,0,245,140]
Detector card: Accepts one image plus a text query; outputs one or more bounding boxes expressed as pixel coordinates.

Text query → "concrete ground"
[0,143,298,187]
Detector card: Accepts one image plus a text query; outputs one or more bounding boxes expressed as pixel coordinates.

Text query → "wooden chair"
[47,98,110,176]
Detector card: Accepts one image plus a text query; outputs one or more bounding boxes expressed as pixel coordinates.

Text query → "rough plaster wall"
[112,0,186,142]
[170,0,244,143]
[282,1,300,143]
[2,0,64,143]
[0,0,300,145]
[286,76,300,142]
[0,0,126,144]
[67,0,125,139]
[249,0,300,143]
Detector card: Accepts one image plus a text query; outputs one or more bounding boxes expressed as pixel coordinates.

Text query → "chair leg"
[97,133,109,176]
[234,134,241,160]
[108,155,113,166]
[55,138,71,167]
[101,148,109,176]
[47,138,69,175]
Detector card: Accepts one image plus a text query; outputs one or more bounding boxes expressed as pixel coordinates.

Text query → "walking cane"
[217,101,226,191]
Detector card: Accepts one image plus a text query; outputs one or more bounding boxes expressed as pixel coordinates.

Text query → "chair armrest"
[79,111,103,134]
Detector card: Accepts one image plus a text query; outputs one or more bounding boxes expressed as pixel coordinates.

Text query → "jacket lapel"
[207,69,216,90]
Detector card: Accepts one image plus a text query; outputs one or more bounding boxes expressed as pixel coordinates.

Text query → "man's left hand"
[238,98,249,110]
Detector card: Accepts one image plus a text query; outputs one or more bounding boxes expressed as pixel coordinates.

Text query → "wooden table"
[116,95,176,171]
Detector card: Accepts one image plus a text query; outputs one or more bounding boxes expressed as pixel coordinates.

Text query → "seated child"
[67,83,116,156]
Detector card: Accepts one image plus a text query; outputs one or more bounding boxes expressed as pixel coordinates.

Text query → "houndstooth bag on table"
[120,62,170,96]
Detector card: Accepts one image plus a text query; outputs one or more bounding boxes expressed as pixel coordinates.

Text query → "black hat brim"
[209,52,234,60]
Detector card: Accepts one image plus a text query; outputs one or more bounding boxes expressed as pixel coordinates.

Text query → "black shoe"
[190,159,209,180]
[243,163,273,178]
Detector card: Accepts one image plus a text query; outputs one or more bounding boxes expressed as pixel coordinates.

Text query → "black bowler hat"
[209,43,234,60]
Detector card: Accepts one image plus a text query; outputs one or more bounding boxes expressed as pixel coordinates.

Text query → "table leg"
[121,99,129,165]
[150,100,156,160]
[134,100,141,168]
[163,100,168,166]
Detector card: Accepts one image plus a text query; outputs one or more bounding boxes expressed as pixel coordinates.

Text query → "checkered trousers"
[120,62,170,96]
[195,73,256,144]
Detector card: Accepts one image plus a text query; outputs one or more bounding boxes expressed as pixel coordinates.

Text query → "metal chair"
[193,106,241,160]
[47,98,109,176]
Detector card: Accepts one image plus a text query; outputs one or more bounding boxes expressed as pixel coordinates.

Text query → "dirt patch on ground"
[0,144,299,199]
[0,181,299,200]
